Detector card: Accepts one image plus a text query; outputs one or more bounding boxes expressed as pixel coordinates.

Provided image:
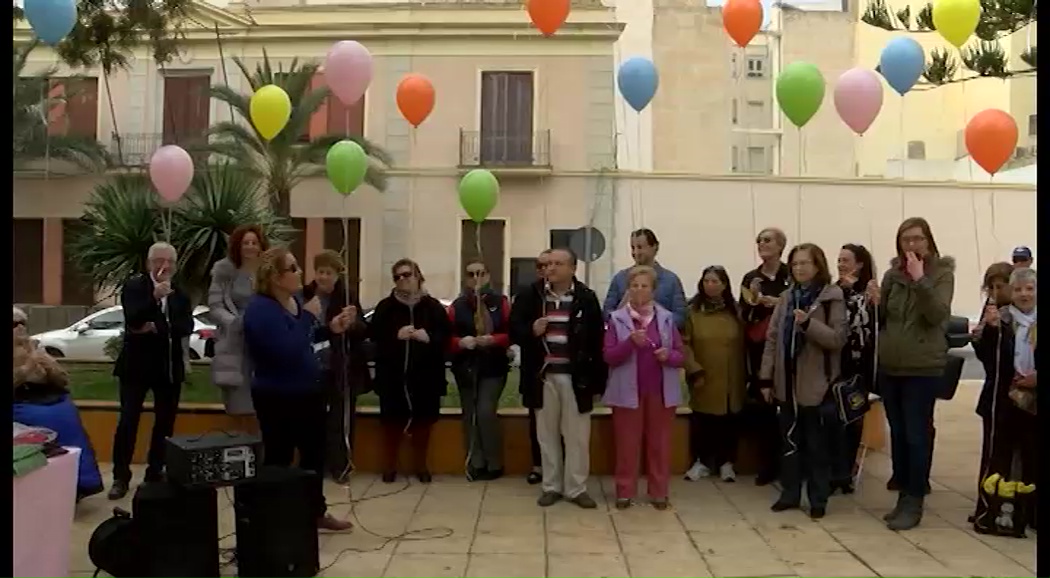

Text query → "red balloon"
[723,0,763,48]
[527,0,570,37]
[965,109,1018,176]
[396,73,435,128]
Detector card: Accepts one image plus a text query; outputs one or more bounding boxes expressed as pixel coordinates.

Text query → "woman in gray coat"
[208,224,267,419]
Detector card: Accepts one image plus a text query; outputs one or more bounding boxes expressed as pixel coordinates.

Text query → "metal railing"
[459,129,551,169]
[109,132,209,167]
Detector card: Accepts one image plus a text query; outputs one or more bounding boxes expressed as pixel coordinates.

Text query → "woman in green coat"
[682,266,747,482]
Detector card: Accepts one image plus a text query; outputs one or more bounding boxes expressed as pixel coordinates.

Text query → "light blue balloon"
[24,0,78,45]
[879,37,925,96]
[617,57,659,113]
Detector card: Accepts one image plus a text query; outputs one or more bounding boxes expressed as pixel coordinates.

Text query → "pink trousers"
[612,389,676,500]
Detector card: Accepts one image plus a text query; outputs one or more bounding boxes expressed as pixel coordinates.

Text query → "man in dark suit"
[108,242,194,500]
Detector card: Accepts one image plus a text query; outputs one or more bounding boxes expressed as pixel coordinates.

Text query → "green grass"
[62,362,525,409]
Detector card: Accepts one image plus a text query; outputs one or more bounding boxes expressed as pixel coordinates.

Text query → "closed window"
[907,140,926,160]
[480,72,534,165]
[747,57,765,78]
[1029,113,1037,137]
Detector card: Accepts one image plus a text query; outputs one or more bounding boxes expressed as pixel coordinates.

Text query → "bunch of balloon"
[149,145,195,241]
[326,140,370,305]
[833,68,884,170]
[527,0,571,36]
[23,0,78,45]
[459,169,501,258]
[775,61,825,238]
[617,57,658,229]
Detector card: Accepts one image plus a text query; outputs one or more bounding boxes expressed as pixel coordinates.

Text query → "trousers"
[778,403,832,510]
[112,377,182,483]
[536,374,591,498]
[690,412,739,469]
[612,388,675,500]
[252,388,328,518]
[457,373,508,471]
[881,374,939,498]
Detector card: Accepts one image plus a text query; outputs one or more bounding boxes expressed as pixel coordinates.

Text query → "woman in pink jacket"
[603,265,685,510]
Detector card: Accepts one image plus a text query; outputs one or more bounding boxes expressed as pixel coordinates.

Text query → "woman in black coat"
[368,258,451,484]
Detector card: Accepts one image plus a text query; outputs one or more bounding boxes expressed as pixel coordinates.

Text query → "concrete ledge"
[76,400,887,476]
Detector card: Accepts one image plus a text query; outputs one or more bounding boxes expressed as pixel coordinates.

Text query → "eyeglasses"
[394,271,414,282]
[466,270,487,278]
[901,234,927,244]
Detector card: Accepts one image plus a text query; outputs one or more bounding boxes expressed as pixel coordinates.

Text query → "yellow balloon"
[932,0,981,48]
[250,84,292,141]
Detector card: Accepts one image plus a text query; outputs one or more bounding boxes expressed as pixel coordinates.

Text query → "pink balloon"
[324,41,374,106]
[149,145,194,203]
[833,68,884,136]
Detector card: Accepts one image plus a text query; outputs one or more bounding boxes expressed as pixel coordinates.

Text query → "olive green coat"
[682,307,747,415]
[878,256,956,377]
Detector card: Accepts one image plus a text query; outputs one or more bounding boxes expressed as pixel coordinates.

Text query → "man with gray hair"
[108,242,195,500]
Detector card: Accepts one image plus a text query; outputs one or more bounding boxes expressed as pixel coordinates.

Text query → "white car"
[33,305,216,361]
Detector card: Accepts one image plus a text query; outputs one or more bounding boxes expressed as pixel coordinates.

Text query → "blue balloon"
[617,57,659,113]
[879,37,925,96]
[24,0,78,46]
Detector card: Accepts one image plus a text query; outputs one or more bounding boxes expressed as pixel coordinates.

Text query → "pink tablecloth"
[12,447,80,578]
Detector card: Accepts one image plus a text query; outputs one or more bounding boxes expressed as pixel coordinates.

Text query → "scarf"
[1009,305,1037,375]
[781,283,823,365]
[393,287,426,308]
[627,301,655,328]
[464,288,495,336]
[698,297,727,314]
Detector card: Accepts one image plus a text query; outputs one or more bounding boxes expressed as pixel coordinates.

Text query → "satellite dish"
[568,227,606,264]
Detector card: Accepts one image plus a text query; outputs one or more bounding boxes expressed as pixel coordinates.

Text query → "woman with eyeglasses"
[739,227,792,486]
[682,266,747,483]
[829,244,879,495]
[242,247,354,531]
[878,217,955,531]
[759,243,847,519]
[369,258,452,484]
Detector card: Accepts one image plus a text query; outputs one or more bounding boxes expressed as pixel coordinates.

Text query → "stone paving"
[69,381,1037,577]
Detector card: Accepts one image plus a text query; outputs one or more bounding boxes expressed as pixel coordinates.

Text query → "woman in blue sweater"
[243,247,355,532]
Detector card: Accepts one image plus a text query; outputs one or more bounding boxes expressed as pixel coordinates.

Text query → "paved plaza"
[69,381,1037,577]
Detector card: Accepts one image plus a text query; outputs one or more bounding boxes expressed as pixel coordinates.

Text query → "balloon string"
[342,196,351,308]
[165,206,172,243]
[635,116,643,228]
[475,224,483,263]
[962,81,975,181]
[796,129,803,239]
[898,99,906,221]
[971,190,983,276]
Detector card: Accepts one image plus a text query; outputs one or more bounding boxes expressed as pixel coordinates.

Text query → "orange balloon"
[396,73,435,128]
[527,0,570,37]
[723,0,763,48]
[965,109,1018,176]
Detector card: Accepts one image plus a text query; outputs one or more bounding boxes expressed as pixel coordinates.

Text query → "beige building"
[14,0,1035,315]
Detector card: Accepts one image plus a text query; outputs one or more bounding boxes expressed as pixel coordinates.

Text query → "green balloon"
[326,140,368,196]
[776,62,826,128]
[458,169,499,223]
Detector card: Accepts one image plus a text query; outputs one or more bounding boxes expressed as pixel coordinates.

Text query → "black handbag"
[825,351,870,425]
[938,352,966,401]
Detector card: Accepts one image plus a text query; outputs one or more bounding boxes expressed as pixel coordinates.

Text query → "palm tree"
[14,41,110,172]
[203,50,392,217]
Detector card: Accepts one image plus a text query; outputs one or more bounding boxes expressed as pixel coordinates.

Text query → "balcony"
[458,130,552,176]
[109,133,210,167]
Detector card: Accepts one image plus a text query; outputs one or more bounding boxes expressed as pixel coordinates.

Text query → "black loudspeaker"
[233,466,320,577]
[132,481,220,577]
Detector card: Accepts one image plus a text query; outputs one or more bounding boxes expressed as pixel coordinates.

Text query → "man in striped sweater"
[510,248,607,509]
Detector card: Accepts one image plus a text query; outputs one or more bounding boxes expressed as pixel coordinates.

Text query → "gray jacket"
[207,258,254,407]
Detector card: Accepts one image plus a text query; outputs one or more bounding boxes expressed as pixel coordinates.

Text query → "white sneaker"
[684,460,712,481]
[720,463,737,482]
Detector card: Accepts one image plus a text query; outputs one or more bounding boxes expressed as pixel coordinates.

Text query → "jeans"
[880,374,939,498]
[456,373,508,471]
[777,404,831,509]
[827,417,864,483]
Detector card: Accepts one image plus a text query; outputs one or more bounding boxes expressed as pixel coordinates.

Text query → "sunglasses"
[393,271,414,282]
[466,270,487,278]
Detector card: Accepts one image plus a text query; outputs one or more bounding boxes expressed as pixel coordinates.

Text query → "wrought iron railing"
[459,129,551,169]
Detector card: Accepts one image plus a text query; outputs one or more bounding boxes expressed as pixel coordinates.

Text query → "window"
[12,219,43,304]
[480,71,535,165]
[1029,114,1037,137]
[46,77,99,139]
[731,53,739,79]
[732,99,738,125]
[163,74,211,147]
[87,309,124,330]
[549,229,575,249]
[906,140,926,160]
[319,71,365,140]
[62,219,95,306]
[747,57,765,78]
[747,146,768,173]
[747,100,764,125]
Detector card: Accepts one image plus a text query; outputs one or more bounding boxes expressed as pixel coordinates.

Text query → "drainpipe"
[769,5,784,175]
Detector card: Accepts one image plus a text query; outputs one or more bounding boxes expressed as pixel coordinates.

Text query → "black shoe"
[537,491,563,507]
[107,480,129,501]
[526,470,542,485]
[832,480,855,495]
[143,470,165,484]
[484,468,504,481]
[771,500,800,512]
[571,492,598,509]
[884,494,906,522]
[466,466,485,482]
[417,471,433,484]
[810,507,826,519]
[755,473,776,486]
[381,471,397,484]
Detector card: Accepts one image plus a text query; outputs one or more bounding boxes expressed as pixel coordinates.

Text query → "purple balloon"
[324,41,374,106]
[833,68,884,136]
[149,145,194,203]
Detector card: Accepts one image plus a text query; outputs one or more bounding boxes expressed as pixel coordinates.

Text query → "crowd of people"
[13,220,1036,538]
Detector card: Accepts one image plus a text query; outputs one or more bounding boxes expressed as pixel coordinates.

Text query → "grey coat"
[207,257,255,415]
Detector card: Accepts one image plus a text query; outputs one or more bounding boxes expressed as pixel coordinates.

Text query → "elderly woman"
[208,224,268,420]
[603,265,684,510]
[971,267,1038,535]
[12,307,103,501]
[369,258,452,484]
[242,248,354,532]
[682,265,747,483]
[759,243,847,520]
